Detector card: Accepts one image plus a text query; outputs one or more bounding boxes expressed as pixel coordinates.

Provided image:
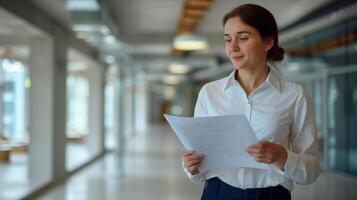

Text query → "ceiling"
[0,7,45,45]
[101,0,334,77]
[0,6,94,72]
[107,0,333,58]
[0,7,46,62]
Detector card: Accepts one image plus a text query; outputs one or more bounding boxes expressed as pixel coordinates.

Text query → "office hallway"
[37,125,357,200]
[1,1,357,200]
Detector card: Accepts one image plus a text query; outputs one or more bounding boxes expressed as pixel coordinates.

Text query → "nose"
[229,39,240,51]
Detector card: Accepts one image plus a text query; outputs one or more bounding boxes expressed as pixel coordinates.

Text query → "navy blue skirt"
[201,177,291,200]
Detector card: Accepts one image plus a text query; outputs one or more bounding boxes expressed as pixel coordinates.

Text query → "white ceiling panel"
[106,0,332,58]
[111,0,184,35]
[0,7,46,45]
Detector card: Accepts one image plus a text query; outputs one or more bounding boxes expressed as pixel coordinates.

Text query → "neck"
[235,65,269,96]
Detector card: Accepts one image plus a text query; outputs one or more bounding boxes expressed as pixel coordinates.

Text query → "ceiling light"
[66,0,99,11]
[163,75,180,85]
[73,24,101,32]
[173,34,208,51]
[100,26,110,35]
[105,55,115,64]
[163,87,175,99]
[68,62,88,72]
[105,35,116,44]
[168,63,190,74]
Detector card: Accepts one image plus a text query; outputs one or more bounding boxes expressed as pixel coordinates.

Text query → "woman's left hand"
[246,140,287,170]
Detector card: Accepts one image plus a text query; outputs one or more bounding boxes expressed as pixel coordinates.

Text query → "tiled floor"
[25,125,357,199]
[37,125,202,200]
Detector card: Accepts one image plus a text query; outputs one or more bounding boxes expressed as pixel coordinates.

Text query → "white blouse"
[183,68,320,191]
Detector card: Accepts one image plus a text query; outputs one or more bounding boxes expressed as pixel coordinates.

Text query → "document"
[164,114,269,173]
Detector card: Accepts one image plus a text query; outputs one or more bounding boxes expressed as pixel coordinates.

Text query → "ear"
[264,36,274,52]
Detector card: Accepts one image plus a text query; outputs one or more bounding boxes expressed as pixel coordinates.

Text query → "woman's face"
[224,16,273,70]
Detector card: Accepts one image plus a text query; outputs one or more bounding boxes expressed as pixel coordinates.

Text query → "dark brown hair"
[223,4,284,61]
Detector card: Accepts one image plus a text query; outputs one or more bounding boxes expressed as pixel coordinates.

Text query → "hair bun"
[269,45,285,61]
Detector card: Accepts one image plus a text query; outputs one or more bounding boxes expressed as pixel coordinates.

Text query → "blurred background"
[0,0,356,199]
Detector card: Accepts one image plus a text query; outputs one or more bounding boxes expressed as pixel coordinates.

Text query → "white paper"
[164,114,269,172]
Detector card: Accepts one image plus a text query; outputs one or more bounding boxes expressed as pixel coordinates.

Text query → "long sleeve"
[193,85,208,118]
[182,85,208,183]
[274,87,320,185]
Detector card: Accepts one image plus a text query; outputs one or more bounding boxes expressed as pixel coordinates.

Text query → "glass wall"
[104,65,116,150]
[0,58,28,141]
[347,71,357,175]
[282,15,357,177]
[0,50,31,200]
[66,73,89,139]
[65,49,91,171]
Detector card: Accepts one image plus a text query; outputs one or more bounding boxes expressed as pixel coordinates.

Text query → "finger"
[246,148,264,155]
[248,153,266,160]
[255,158,274,164]
[186,153,204,162]
[254,158,266,163]
[183,156,191,163]
[254,156,271,163]
[260,140,270,145]
[188,163,201,172]
[183,150,195,157]
[253,154,268,159]
[254,154,274,163]
[187,154,203,162]
[246,142,263,149]
[186,158,203,168]
[259,140,274,149]
[192,153,204,159]
[185,155,204,167]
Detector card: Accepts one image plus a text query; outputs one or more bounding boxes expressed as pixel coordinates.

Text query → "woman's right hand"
[182,150,204,175]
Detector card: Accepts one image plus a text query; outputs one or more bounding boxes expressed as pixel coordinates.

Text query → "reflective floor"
[0,143,94,200]
[34,125,357,200]
[38,125,202,200]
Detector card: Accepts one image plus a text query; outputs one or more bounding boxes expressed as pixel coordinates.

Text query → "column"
[87,64,106,156]
[28,30,67,186]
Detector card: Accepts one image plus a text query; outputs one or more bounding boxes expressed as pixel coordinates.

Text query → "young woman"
[182,4,319,200]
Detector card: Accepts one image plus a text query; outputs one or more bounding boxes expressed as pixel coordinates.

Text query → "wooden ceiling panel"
[171,0,213,57]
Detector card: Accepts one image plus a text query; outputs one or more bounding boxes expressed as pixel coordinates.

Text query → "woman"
[182,4,320,200]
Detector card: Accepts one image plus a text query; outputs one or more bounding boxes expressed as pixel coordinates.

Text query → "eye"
[224,38,231,43]
[239,36,248,41]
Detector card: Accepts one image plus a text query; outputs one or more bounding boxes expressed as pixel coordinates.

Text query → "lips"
[231,56,244,61]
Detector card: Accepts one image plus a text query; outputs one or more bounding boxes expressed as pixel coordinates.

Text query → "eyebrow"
[224,31,251,37]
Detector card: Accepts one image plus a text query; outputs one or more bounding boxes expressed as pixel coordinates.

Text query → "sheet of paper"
[164,114,269,172]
